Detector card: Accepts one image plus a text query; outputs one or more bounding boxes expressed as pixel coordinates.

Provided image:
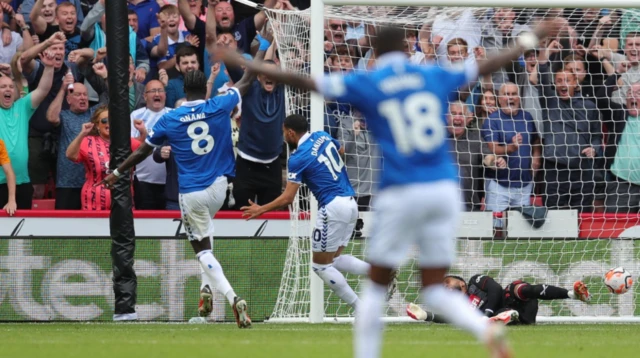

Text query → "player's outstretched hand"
[95,173,118,189]
[241,199,262,220]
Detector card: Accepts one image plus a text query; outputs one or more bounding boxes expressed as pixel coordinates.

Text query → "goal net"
[263,3,640,322]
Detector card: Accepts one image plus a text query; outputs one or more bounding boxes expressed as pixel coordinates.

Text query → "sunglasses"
[99,118,108,124]
[329,24,347,30]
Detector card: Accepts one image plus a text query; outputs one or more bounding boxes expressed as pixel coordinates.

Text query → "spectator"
[611,32,640,106]
[446,101,488,212]
[80,0,151,83]
[0,50,55,210]
[47,73,101,210]
[606,83,640,213]
[482,82,541,217]
[514,48,543,129]
[165,45,199,108]
[325,19,346,54]
[481,8,531,88]
[177,0,274,81]
[127,0,160,40]
[21,32,86,199]
[337,110,377,211]
[128,9,139,33]
[474,89,497,128]
[212,0,272,54]
[130,80,171,210]
[0,138,17,215]
[150,5,191,72]
[431,8,482,65]
[84,57,145,112]
[31,0,88,55]
[538,64,603,212]
[233,31,284,209]
[66,106,146,210]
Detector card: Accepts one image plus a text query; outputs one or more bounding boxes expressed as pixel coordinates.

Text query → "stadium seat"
[32,199,55,210]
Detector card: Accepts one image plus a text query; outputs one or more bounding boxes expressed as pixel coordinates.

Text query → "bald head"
[67,83,89,113]
[498,82,520,115]
[145,80,166,111]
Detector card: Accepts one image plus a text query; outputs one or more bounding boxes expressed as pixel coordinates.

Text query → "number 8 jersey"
[315,53,479,190]
[145,88,240,194]
[288,131,355,207]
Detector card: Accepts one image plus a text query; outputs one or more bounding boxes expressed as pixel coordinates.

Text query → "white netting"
[266,5,640,322]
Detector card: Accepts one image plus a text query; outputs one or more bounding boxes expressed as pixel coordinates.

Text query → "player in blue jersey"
[241,114,391,308]
[99,20,276,327]
[222,19,562,356]
[97,65,261,328]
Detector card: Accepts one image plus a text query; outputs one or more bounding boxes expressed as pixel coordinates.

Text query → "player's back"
[288,131,355,207]
[318,53,476,190]
[148,91,239,194]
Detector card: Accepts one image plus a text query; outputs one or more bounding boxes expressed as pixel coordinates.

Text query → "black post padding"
[106,0,137,317]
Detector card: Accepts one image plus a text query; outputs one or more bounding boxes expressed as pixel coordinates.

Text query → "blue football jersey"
[288,131,355,207]
[316,52,478,190]
[146,88,240,194]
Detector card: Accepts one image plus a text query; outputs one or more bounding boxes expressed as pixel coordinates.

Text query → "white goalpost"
[233,0,640,323]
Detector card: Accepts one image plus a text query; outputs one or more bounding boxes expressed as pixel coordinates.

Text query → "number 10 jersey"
[145,88,240,194]
[287,131,355,208]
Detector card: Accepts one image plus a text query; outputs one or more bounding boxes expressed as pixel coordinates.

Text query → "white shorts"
[179,176,228,242]
[367,181,460,268]
[313,196,358,253]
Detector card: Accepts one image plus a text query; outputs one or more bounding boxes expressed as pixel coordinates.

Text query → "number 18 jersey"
[288,131,355,207]
[146,88,240,194]
[315,52,478,190]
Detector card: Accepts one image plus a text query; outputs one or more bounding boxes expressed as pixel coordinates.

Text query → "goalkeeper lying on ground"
[407,275,591,325]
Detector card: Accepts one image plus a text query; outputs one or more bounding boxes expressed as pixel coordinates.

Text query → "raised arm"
[30,0,48,35]
[47,73,74,126]
[150,13,168,58]
[80,0,105,42]
[30,50,56,108]
[233,30,272,96]
[66,123,93,162]
[254,0,277,31]
[20,31,65,75]
[205,62,221,99]
[205,1,217,55]
[178,0,197,32]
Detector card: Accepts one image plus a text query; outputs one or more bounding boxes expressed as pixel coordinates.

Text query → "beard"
[287,140,298,152]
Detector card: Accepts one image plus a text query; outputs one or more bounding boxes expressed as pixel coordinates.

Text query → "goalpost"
[235,0,640,323]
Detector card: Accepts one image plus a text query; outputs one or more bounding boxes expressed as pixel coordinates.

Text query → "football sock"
[421,285,488,342]
[518,284,569,300]
[197,250,236,305]
[354,281,386,358]
[313,263,359,307]
[333,254,370,276]
[200,238,214,291]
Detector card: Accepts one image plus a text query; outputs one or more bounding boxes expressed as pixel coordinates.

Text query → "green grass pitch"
[1,323,639,358]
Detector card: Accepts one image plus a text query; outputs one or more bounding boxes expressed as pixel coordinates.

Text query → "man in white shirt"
[130,80,171,209]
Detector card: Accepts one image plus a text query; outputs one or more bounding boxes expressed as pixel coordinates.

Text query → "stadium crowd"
[0,1,638,217]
